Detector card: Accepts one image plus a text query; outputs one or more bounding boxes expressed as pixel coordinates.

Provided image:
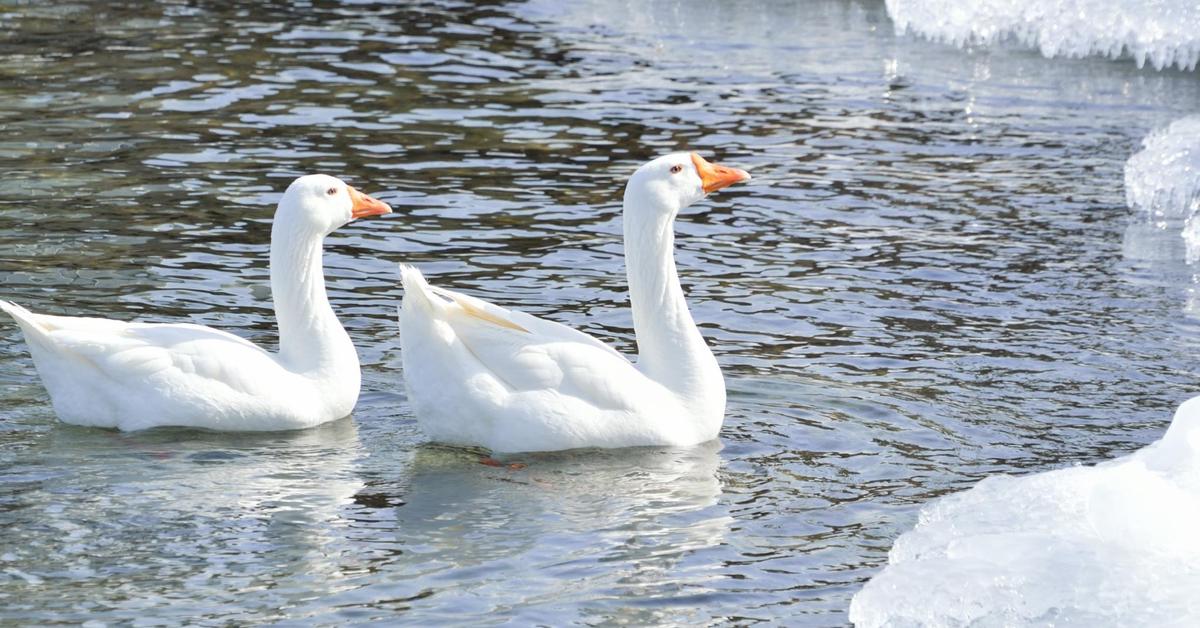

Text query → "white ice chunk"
[849,395,1200,627]
[1127,115,1200,223]
[886,0,1200,71]
[1125,115,1200,263]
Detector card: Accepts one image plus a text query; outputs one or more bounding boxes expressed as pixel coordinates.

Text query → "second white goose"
[398,153,751,453]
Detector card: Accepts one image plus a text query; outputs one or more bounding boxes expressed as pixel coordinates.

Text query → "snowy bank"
[886,0,1200,71]
[849,396,1200,627]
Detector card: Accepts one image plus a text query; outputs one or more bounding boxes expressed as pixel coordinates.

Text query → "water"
[1,0,1198,624]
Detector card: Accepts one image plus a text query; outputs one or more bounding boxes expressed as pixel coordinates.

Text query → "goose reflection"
[336,440,732,622]
[4,419,366,619]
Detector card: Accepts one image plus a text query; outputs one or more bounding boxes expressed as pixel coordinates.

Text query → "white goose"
[0,174,391,431]
[399,152,750,453]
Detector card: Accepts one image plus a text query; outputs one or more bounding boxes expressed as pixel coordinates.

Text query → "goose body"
[1,175,391,431]
[399,153,750,453]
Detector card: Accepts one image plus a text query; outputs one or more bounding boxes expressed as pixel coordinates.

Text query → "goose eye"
[326,187,338,196]
[670,164,683,174]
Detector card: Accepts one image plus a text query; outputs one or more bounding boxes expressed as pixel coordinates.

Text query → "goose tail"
[1,300,44,331]
[399,264,444,316]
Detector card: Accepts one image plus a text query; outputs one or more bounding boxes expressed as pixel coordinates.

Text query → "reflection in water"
[1,0,1199,623]
[0,415,728,624]
[0,419,365,623]
[1122,220,1200,317]
[299,442,729,624]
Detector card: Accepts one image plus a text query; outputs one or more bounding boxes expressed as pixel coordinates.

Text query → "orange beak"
[349,186,392,219]
[691,153,751,194]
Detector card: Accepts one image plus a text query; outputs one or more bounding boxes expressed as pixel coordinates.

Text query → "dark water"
[1,0,1198,624]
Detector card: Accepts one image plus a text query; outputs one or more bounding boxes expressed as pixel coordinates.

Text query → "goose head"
[624,152,751,217]
[277,174,392,235]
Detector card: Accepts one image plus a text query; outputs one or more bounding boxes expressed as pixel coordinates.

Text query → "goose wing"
[1,300,283,397]
[398,266,650,411]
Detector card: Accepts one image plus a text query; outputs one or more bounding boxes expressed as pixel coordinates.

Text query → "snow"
[886,0,1200,71]
[849,396,1200,627]
[1125,115,1200,262]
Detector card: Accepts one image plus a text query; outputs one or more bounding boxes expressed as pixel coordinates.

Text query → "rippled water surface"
[2,1,1200,624]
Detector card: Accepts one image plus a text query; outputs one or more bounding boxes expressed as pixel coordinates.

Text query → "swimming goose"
[1,174,391,431]
[398,153,750,453]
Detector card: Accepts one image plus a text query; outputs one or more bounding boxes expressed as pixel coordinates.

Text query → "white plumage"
[1,174,391,431]
[399,153,751,453]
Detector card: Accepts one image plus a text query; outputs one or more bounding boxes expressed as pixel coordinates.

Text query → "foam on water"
[849,396,1200,626]
[886,0,1200,71]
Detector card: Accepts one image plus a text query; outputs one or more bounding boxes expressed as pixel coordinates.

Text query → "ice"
[1124,116,1200,265]
[849,396,1200,626]
[886,0,1200,71]
[1127,116,1200,224]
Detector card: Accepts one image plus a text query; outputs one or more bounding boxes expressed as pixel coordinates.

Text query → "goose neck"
[269,220,353,373]
[622,194,723,406]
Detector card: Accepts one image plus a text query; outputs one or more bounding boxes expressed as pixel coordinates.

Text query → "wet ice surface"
[886,0,1200,70]
[849,396,1200,627]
